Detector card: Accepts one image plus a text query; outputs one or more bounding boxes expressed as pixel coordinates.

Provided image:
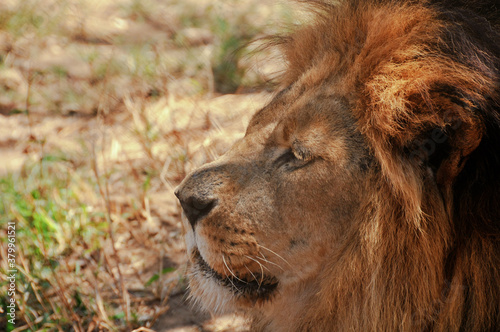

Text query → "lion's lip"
[193,251,279,300]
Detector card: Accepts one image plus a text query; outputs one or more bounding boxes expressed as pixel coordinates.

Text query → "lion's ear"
[408,107,483,187]
[434,118,482,187]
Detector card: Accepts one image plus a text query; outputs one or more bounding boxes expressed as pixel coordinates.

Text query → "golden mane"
[270,1,500,330]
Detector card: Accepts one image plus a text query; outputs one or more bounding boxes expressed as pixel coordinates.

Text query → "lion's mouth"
[193,251,279,301]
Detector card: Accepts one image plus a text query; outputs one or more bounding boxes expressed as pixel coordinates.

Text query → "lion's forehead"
[242,83,363,164]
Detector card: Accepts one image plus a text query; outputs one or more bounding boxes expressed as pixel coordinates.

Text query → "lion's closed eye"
[291,142,314,162]
[274,148,314,171]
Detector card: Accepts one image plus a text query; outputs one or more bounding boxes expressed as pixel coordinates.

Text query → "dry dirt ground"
[0,1,289,330]
[0,93,270,331]
[152,294,250,332]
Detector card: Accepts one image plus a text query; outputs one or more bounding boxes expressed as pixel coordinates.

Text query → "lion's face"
[175,84,369,311]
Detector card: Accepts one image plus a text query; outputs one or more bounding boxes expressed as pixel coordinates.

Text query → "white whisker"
[256,253,285,271]
[258,244,292,268]
[221,255,240,292]
[245,264,261,289]
[244,255,266,285]
[244,254,271,273]
[222,255,247,284]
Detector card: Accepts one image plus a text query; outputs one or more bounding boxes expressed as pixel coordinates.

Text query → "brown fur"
[176,1,500,331]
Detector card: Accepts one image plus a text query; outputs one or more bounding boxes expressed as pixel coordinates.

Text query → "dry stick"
[61,260,86,331]
[11,316,43,332]
[91,139,131,326]
[37,222,83,331]
[157,247,163,299]
[131,327,157,332]
[82,278,112,328]
[147,282,173,328]
[16,255,35,332]
[89,44,131,326]
[17,237,48,313]
[23,69,72,328]
[25,67,34,139]
[93,277,113,328]
[52,270,84,332]
[102,251,122,298]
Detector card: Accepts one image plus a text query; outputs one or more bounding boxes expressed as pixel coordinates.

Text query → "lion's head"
[175,1,500,331]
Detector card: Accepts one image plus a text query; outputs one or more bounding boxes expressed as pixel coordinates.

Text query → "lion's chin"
[189,250,279,309]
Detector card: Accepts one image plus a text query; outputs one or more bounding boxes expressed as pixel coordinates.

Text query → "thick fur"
[176,1,500,331]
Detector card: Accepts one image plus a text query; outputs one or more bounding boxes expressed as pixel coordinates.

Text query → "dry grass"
[0,0,292,331]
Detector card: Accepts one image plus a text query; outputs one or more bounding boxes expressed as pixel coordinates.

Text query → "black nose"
[175,191,216,229]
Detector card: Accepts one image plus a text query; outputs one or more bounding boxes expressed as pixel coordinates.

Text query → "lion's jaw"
[175,92,369,318]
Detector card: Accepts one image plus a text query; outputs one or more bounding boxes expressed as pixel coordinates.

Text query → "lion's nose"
[174,190,216,229]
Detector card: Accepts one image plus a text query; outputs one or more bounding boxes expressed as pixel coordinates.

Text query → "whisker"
[258,244,292,268]
[244,255,271,273]
[244,255,266,285]
[245,264,261,290]
[221,256,243,295]
[225,271,238,291]
[255,253,285,271]
[222,255,247,284]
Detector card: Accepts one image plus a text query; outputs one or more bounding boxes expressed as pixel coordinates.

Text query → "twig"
[91,138,131,325]
[131,327,157,332]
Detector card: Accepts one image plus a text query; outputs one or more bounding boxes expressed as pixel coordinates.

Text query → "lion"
[174,0,500,331]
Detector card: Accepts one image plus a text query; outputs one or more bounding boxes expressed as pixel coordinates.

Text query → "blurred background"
[0,0,297,331]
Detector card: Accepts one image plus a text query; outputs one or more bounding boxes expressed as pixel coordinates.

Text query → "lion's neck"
[250,276,327,332]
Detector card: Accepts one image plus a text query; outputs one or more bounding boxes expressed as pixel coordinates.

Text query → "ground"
[153,293,250,332]
[0,0,288,330]
[0,91,268,331]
